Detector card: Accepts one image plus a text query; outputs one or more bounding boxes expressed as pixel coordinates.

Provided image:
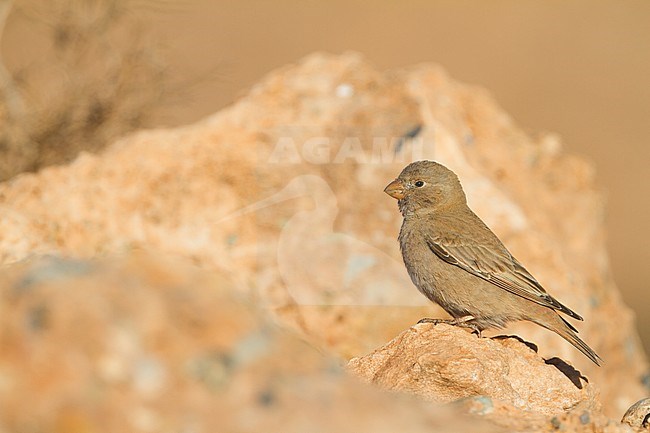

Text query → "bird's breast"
[399,224,442,292]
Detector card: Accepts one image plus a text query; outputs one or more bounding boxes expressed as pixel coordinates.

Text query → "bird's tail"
[533,312,602,366]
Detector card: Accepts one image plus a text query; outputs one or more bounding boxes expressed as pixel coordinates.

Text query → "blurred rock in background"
[0,252,490,433]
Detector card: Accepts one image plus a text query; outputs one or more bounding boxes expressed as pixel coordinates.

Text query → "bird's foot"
[417,315,482,337]
[417,317,450,325]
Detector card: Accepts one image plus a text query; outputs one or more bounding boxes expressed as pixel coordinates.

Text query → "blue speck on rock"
[343,255,376,286]
[14,256,94,294]
[186,351,234,391]
[257,389,276,407]
[231,327,272,366]
[468,396,493,415]
[26,303,49,331]
[641,372,650,390]
[625,337,637,361]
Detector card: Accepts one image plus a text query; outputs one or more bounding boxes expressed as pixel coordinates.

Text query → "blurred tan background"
[2,0,648,350]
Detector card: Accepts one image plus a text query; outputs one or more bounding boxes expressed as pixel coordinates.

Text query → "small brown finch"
[384,160,601,366]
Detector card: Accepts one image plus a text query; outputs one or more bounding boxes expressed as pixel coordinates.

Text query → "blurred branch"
[0,0,24,119]
[0,0,172,181]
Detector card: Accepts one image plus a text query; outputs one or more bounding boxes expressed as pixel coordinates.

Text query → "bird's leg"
[452,315,482,336]
[417,315,475,325]
[417,315,482,337]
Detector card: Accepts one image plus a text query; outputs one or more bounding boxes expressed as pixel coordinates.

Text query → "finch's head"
[384,160,466,215]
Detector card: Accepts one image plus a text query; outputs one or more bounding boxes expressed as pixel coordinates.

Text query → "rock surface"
[349,323,593,415]
[0,253,492,433]
[0,52,648,431]
[349,324,605,431]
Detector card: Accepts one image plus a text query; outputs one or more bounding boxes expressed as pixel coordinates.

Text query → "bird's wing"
[426,235,583,321]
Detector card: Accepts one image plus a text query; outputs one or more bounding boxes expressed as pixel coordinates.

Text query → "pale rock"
[0,253,491,433]
[349,323,594,416]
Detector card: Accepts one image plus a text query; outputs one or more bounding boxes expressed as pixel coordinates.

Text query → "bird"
[383,160,602,366]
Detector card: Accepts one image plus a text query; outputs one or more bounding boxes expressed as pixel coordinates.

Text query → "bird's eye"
[414,180,425,187]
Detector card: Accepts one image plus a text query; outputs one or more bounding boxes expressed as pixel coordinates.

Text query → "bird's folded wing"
[426,236,583,321]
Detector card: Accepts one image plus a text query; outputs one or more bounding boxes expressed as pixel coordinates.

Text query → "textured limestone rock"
[0,52,648,427]
[0,253,491,433]
[349,323,594,415]
[348,323,605,432]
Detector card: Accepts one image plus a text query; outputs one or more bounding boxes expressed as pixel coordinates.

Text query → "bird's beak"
[384,179,405,200]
